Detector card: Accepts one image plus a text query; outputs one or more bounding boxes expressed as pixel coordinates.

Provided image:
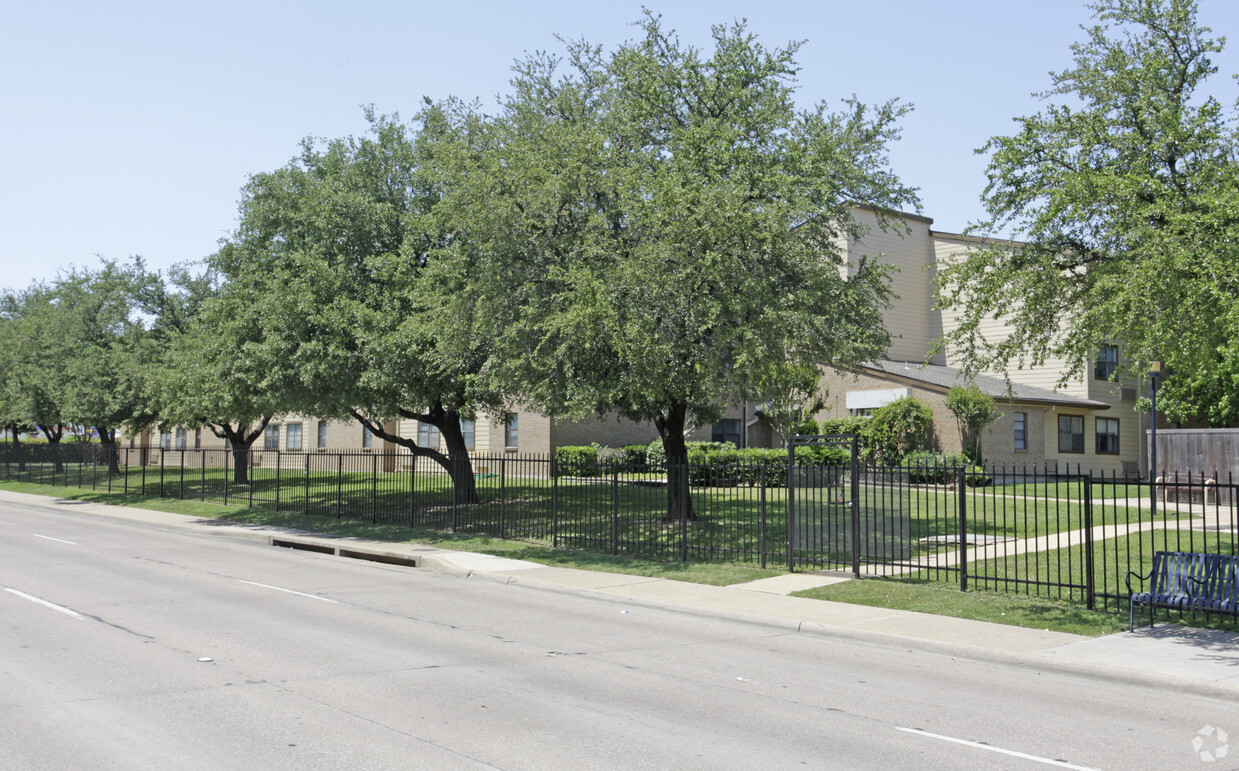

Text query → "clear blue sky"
[4,0,1237,290]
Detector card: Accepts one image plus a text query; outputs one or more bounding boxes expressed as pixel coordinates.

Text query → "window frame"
[417,421,440,450]
[362,425,374,449]
[285,422,303,452]
[504,413,519,449]
[1013,412,1027,452]
[317,421,327,450]
[1094,345,1119,381]
[1096,417,1120,455]
[1057,415,1085,454]
[264,424,280,451]
[460,418,475,451]
[711,418,742,446]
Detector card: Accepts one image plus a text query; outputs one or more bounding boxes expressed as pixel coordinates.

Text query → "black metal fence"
[2,442,1235,622]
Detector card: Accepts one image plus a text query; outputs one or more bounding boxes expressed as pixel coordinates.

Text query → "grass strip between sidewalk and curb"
[0,479,1160,637]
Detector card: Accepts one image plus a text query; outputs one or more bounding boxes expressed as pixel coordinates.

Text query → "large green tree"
[3,260,165,471]
[151,263,290,485]
[428,14,918,518]
[206,111,500,501]
[935,0,1239,422]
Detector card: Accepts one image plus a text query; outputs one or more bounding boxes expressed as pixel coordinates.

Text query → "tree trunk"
[38,425,65,473]
[98,427,121,475]
[9,424,26,472]
[363,405,479,506]
[230,444,251,485]
[655,402,696,522]
[437,418,479,505]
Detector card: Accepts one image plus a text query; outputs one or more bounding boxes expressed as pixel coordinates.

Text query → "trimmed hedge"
[900,450,990,487]
[554,445,601,477]
[620,444,648,467]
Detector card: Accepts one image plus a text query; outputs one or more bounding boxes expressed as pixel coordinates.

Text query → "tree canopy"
[427,13,919,516]
[935,0,1239,423]
[199,110,501,498]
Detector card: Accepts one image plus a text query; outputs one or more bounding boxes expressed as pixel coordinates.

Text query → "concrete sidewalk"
[7,489,1238,698]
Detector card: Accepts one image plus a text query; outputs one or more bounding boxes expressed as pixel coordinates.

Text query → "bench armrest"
[1125,568,1151,595]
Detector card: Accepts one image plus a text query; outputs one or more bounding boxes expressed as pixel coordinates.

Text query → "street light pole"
[1149,361,1162,518]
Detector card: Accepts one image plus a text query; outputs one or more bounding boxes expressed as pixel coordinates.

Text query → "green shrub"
[900,450,990,486]
[679,445,851,488]
[818,417,868,436]
[646,439,735,470]
[860,396,934,465]
[791,417,818,436]
[620,444,648,468]
[555,445,601,477]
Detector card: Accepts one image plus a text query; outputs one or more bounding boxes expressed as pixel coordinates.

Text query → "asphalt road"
[1,497,1233,770]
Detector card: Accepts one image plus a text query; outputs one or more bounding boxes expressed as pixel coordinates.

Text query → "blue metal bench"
[1126,551,1239,631]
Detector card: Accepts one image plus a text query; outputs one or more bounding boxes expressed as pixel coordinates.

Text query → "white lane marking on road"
[896,727,1099,770]
[32,533,78,545]
[237,580,339,603]
[2,586,87,619]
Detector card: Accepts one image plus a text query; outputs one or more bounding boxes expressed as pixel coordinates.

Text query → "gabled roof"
[863,359,1110,410]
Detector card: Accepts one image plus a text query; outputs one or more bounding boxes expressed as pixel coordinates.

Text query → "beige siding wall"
[847,209,941,364]
[932,236,1087,398]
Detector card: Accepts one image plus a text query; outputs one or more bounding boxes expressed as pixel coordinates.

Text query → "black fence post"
[759,466,767,570]
[223,448,229,506]
[683,461,693,565]
[201,450,206,501]
[335,453,343,519]
[850,460,862,580]
[370,452,378,524]
[611,461,619,556]
[179,450,185,500]
[123,449,130,495]
[551,454,559,549]
[958,466,968,593]
[498,456,506,538]
[159,448,165,498]
[274,451,281,513]
[1084,474,1096,610]
[304,453,311,516]
[786,443,795,572]
[248,451,255,508]
[413,456,423,528]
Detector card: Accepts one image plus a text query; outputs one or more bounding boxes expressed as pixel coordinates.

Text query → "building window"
[1094,345,1118,380]
[1058,415,1085,454]
[711,419,741,446]
[194,428,201,449]
[848,407,875,418]
[362,425,374,449]
[175,428,187,450]
[286,423,302,451]
[1013,412,1027,451]
[1096,417,1120,454]
[418,421,440,449]
[160,431,171,450]
[264,424,280,450]
[504,413,519,448]
[317,421,327,449]
[460,418,475,450]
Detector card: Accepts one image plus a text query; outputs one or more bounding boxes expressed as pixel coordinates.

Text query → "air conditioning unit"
[1121,388,1138,401]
